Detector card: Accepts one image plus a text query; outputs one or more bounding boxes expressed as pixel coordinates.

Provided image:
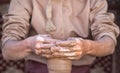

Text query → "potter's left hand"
[51,37,90,60]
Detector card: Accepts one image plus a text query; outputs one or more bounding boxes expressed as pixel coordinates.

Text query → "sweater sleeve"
[2,0,31,46]
[89,0,119,44]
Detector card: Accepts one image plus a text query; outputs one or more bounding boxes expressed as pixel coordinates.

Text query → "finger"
[68,37,83,41]
[41,49,51,54]
[36,35,54,43]
[52,52,77,57]
[39,34,51,38]
[51,46,71,52]
[39,44,55,49]
[43,38,59,44]
[61,57,77,60]
[53,50,82,57]
[55,40,76,47]
[51,46,81,53]
[41,54,53,58]
[62,52,77,57]
[36,35,60,44]
[67,37,76,40]
[57,52,82,60]
[34,49,41,55]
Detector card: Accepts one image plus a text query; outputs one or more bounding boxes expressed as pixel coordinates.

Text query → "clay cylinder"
[47,58,72,73]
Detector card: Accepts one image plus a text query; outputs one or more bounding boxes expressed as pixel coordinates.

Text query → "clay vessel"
[47,58,72,73]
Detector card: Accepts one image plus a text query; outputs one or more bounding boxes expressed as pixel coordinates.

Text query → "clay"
[47,58,72,73]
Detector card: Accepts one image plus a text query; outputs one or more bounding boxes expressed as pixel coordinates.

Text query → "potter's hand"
[27,34,56,55]
[51,37,89,60]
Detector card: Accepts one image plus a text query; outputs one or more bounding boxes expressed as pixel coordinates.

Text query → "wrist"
[83,40,95,55]
[23,38,33,52]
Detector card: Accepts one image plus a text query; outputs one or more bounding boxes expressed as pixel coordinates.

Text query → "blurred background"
[0,0,120,73]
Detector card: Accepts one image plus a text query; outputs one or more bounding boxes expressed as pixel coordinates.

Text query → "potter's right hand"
[47,38,84,60]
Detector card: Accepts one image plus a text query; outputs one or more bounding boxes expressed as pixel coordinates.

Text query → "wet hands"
[39,37,88,60]
[50,38,86,60]
[27,34,57,55]
[28,35,88,60]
